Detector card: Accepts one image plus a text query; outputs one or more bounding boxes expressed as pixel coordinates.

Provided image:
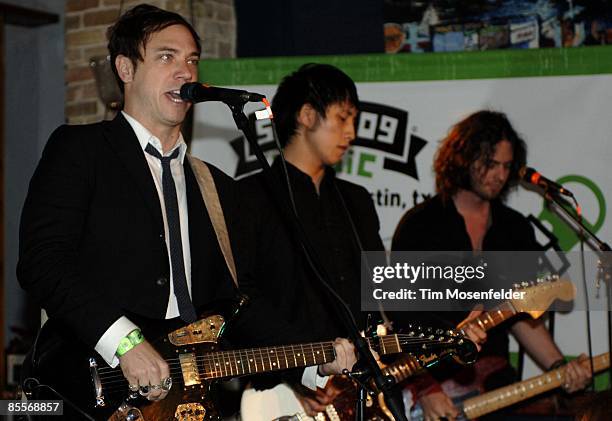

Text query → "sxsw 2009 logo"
[346,102,427,181]
[230,101,428,181]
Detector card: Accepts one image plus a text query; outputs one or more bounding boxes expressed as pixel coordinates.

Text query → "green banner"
[199,45,612,86]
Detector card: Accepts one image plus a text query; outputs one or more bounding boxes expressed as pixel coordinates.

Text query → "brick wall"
[65,0,236,124]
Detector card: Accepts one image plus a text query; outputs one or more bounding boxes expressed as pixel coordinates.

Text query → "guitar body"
[24,309,229,420]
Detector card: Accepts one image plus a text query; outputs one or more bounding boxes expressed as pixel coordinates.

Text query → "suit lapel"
[102,114,164,232]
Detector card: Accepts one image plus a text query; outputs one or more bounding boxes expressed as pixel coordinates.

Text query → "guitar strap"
[187,155,239,289]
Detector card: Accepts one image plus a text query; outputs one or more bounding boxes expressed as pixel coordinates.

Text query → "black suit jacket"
[18,114,290,351]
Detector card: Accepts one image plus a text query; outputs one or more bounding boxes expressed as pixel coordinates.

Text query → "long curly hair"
[434,110,527,202]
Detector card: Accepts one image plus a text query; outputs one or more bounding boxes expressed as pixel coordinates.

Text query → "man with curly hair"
[392,110,591,420]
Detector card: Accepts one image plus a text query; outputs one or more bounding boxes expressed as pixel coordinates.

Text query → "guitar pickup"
[179,352,201,387]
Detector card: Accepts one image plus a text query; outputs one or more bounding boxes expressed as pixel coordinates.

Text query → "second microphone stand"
[541,189,612,388]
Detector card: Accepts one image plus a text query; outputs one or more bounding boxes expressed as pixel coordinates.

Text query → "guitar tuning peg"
[536,278,543,283]
[521,281,529,287]
[513,283,520,289]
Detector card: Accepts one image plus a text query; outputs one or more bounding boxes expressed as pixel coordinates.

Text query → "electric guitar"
[262,275,575,421]
[461,352,608,419]
[408,275,577,420]
[22,307,475,421]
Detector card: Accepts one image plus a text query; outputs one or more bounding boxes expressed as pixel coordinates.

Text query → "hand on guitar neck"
[294,338,356,416]
[560,354,591,393]
[118,340,170,401]
[457,307,488,351]
[317,338,357,376]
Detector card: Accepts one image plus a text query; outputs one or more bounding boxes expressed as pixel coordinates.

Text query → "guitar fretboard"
[463,353,610,418]
[460,301,517,335]
[202,334,415,379]
[203,342,336,379]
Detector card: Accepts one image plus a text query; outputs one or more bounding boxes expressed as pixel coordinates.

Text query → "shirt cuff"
[301,366,330,391]
[94,316,139,367]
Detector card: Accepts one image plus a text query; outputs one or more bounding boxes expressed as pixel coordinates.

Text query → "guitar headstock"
[396,325,478,366]
[443,329,479,365]
[510,275,576,319]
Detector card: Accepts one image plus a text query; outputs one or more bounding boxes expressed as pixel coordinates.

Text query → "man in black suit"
[17,5,353,403]
[239,64,385,416]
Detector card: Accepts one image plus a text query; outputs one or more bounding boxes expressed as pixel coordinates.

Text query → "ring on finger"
[128,384,139,392]
[162,376,173,391]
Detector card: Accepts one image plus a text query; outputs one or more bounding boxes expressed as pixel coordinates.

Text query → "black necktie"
[145,143,197,323]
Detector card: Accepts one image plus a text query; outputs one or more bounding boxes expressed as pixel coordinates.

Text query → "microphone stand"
[225,101,407,421]
[540,189,612,388]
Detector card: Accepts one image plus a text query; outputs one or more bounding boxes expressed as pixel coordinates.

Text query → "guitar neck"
[463,353,610,419]
[201,332,455,380]
[203,342,336,379]
[460,301,517,334]
[367,334,405,355]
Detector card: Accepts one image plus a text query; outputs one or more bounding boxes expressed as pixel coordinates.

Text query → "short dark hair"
[272,63,359,147]
[107,4,201,92]
[433,110,527,201]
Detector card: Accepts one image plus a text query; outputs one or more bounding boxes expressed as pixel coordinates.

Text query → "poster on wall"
[383,0,612,53]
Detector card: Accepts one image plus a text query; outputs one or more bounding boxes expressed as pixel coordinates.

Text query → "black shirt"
[238,158,385,342]
[391,195,540,368]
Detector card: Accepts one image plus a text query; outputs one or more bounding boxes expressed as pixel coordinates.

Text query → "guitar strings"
[96,332,467,374]
[96,334,467,378]
[96,336,471,390]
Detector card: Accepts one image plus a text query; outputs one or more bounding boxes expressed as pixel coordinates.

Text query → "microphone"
[180,83,265,105]
[519,166,574,198]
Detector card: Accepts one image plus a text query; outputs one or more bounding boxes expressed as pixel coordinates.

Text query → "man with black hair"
[392,110,591,420]
[239,63,385,416]
[18,5,354,407]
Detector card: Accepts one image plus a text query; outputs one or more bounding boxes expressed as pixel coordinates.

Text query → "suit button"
[156,277,168,286]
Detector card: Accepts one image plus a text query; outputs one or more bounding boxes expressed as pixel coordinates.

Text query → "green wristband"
[116,329,144,357]
[116,336,134,357]
[127,329,144,346]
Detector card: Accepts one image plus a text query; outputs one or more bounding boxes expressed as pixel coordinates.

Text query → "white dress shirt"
[95,112,191,366]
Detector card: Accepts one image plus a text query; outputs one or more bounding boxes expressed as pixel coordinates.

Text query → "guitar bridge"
[168,315,224,346]
[175,402,205,421]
